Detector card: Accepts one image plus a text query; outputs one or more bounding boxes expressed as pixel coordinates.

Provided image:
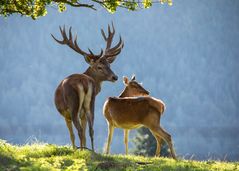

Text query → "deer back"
[103,96,165,128]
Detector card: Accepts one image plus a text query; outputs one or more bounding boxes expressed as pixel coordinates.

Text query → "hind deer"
[52,23,124,151]
[103,75,177,159]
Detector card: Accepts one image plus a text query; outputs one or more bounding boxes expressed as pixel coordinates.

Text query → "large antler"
[51,26,103,61]
[101,22,124,58]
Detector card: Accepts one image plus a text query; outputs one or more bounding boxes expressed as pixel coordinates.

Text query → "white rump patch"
[84,83,93,112]
[77,84,85,117]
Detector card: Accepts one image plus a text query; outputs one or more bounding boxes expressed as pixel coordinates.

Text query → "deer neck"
[119,87,129,97]
[84,67,102,95]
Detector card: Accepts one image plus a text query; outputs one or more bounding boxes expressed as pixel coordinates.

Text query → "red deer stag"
[103,75,177,159]
[52,23,123,151]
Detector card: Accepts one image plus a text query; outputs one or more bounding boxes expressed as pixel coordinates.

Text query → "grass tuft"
[0,139,238,171]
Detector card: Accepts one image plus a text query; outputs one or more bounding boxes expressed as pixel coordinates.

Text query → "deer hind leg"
[155,136,162,156]
[143,112,176,158]
[68,84,85,150]
[63,84,82,149]
[79,109,87,148]
[65,118,76,149]
[85,110,94,151]
[124,129,129,155]
[149,130,162,156]
[151,126,176,159]
[71,109,83,149]
[84,84,95,151]
[105,123,114,154]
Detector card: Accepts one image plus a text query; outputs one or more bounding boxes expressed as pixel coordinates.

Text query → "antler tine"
[88,48,104,59]
[99,23,124,59]
[101,23,116,50]
[106,25,114,49]
[52,25,104,61]
[59,26,65,40]
[88,48,94,56]
[108,24,111,36]
[62,26,68,42]
[111,22,115,35]
[107,36,123,53]
[106,38,123,56]
[73,35,91,57]
[69,27,73,41]
[51,34,63,44]
[101,29,107,41]
[104,48,122,58]
[51,26,65,44]
[68,27,79,51]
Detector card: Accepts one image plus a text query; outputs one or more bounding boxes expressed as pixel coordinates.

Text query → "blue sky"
[0,0,239,160]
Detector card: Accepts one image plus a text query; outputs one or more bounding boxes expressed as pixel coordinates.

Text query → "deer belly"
[110,113,143,129]
[114,123,143,129]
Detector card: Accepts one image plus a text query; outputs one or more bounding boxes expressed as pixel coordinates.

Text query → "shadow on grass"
[91,153,215,171]
[1,140,237,171]
[0,153,21,171]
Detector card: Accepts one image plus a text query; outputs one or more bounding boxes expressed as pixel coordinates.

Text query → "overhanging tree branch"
[0,0,173,19]
[54,0,96,10]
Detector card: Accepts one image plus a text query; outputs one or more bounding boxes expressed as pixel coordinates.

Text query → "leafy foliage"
[0,139,238,171]
[133,127,170,157]
[0,0,173,19]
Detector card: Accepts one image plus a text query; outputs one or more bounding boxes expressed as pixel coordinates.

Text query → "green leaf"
[58,3,66,13]
[142,0,152,9]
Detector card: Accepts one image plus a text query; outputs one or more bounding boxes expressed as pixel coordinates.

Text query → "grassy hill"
[0,139,238,171]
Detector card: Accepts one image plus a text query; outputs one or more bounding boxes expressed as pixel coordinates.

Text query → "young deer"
[52,23,124,151]
[103,76,177,159]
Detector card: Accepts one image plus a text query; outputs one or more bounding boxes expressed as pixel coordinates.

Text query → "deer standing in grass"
[103,76,177,159]
[52,23,123,151]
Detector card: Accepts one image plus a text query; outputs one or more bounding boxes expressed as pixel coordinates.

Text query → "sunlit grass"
[0,139,238,171]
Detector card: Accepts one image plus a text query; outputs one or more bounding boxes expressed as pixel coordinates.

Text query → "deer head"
[119,75,150,97]
[51,23,124,82]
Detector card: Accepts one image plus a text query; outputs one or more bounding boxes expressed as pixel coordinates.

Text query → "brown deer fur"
[103,76,176,159]
[52,23,123,151]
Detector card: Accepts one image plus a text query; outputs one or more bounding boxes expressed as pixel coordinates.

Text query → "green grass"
[0,139,238,171]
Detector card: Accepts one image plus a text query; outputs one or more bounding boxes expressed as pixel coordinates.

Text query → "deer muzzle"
[111,75,118,82]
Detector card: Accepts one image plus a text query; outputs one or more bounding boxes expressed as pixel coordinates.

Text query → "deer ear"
[84,55,94,65]
[131,74,136,81]
[123,76,129,85]
[105,55,117,64]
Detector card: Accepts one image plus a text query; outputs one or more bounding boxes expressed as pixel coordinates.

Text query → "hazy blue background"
[0,0,239,161]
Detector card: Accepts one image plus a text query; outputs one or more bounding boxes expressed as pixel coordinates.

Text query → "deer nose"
[112,75,118,81]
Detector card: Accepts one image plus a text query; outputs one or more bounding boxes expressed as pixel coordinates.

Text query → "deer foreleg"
[124,129,129,155]
[105,124,114,154]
